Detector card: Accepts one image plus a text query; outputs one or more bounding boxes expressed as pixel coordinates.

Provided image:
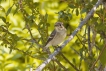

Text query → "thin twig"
[76,35,87,49]
[88,26,92,55]
[35,0,102,71]
[60,52,79,71]
[90,42,106,71]
[26,24,34,39]
[25,23,42,48]
[18,0,41,47]
[54,59,68,71]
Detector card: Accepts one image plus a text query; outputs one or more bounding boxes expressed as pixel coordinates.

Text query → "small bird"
[43,22,67,52]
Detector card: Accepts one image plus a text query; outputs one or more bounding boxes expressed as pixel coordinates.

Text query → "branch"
[60,53,79,71]
[26,23,34,39]
[53,58,68,71]
[35,0,102,71]
[88,26,92,55]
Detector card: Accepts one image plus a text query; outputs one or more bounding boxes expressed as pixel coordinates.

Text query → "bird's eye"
[59,24,61,26]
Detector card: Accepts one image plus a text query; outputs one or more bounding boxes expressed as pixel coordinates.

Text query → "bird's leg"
[46,48,51,54]
[52,45,59,50]
[42,47,51,54]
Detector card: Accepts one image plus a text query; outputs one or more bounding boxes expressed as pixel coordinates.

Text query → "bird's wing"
[45,30,56,46]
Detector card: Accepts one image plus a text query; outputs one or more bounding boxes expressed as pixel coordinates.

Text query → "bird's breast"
[51,31,66,46]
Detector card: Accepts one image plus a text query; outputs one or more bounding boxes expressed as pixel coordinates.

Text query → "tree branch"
[35,0,102,71]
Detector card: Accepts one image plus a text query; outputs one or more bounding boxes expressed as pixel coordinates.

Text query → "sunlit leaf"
[11,53,23,60]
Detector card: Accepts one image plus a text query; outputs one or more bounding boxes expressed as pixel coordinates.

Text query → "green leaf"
[9,48,13,54]
[44,13,48,21]
[11,54,23,60]
[76,8,79,16]
[6,4,14,16]
[69,4,76,8]
[80,8,87,14]
[0,16,6,23]
[0,5,5,12]
[13,6,19,15]
[68,13,72,20]
[100,47,106,66]
[95,22,106,33]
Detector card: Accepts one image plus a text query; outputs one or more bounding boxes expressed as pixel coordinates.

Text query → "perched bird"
[43,22,67,51]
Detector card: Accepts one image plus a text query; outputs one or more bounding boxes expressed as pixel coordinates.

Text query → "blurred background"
[0,0,106,71]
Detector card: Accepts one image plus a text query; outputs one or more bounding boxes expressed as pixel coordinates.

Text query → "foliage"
[0,0,106,71]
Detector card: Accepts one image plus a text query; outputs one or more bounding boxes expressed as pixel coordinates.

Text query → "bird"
[43,22,67,52]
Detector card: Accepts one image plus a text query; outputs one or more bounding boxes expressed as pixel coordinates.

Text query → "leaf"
[100,47,106,66]
[0,16,6,23]
[13,6,19,15]
[44,13,48,21]
[6,4,14,16]
[9,48,13,54]
[95,22,106,33]
[76,8,79,16]
[68,13,72,20]
[80,8,87,14]
[58,11,64,16]
[69,4,76,8]
[11,54,23,60]
[0,5,5,12]
[32,54,48,60]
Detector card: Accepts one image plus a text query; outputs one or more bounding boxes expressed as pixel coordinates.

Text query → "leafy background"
[0,0,106,71]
